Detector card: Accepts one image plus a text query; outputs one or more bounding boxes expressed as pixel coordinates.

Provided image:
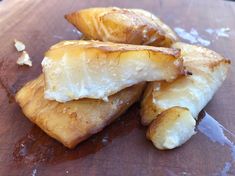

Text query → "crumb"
[14,39,26,51]
[17,51,32,66]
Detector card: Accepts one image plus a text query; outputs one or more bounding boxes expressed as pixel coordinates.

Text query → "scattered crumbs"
[31,169,37,176]
[14,39,32,67]
[205,28,230,38]
[17,51,32,67]
[174,27,210,46]
[14,39,26,51]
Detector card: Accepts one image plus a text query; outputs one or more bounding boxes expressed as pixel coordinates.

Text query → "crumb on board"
[14,39,26,51]
[17,51,32,67]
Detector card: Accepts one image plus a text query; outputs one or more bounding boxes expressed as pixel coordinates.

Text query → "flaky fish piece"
[65,7,178,47]
[146,107,196,150]
[141,42,230,125]
[42,40,183,102]
[15,75,145,148]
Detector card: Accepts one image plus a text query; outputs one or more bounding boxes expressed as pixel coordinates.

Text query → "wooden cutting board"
[1,0,235,175]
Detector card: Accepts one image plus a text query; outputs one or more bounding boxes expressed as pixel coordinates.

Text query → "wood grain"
[0,0,235,175]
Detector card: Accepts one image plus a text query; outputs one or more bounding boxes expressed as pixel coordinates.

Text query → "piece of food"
[15,75,145,148]
[141,42,230,125]
[65,7,178,47]
[14,39,26,51]
[146,107,196,150]
[42,40,183,102]
[16,51,32,67]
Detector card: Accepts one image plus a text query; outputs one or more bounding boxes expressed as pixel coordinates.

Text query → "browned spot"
[209,59,231,71]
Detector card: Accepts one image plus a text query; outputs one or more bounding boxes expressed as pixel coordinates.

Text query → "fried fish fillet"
[65,7,178,47]
[42,40,183,102]
[15,75,145,148]
[146,107,196,150]
[141,42,230,125]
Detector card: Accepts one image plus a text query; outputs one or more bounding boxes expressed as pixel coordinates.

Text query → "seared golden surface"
[42,40,182,102]
[141,42,230,125]
[16,75,145,148]
[146,107,196,150]
[65,7,178,47]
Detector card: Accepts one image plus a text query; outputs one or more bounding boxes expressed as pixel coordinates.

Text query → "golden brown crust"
[65,7,178,47]
[147,106,189,139]
[47,40,180,58]
[141,42,231,126]
[175,42,231,71]
[146,106,196,150]
[207,59,231,71]
[16,75,145,148]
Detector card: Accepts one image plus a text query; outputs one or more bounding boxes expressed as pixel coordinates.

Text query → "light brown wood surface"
[0,0,235,175]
